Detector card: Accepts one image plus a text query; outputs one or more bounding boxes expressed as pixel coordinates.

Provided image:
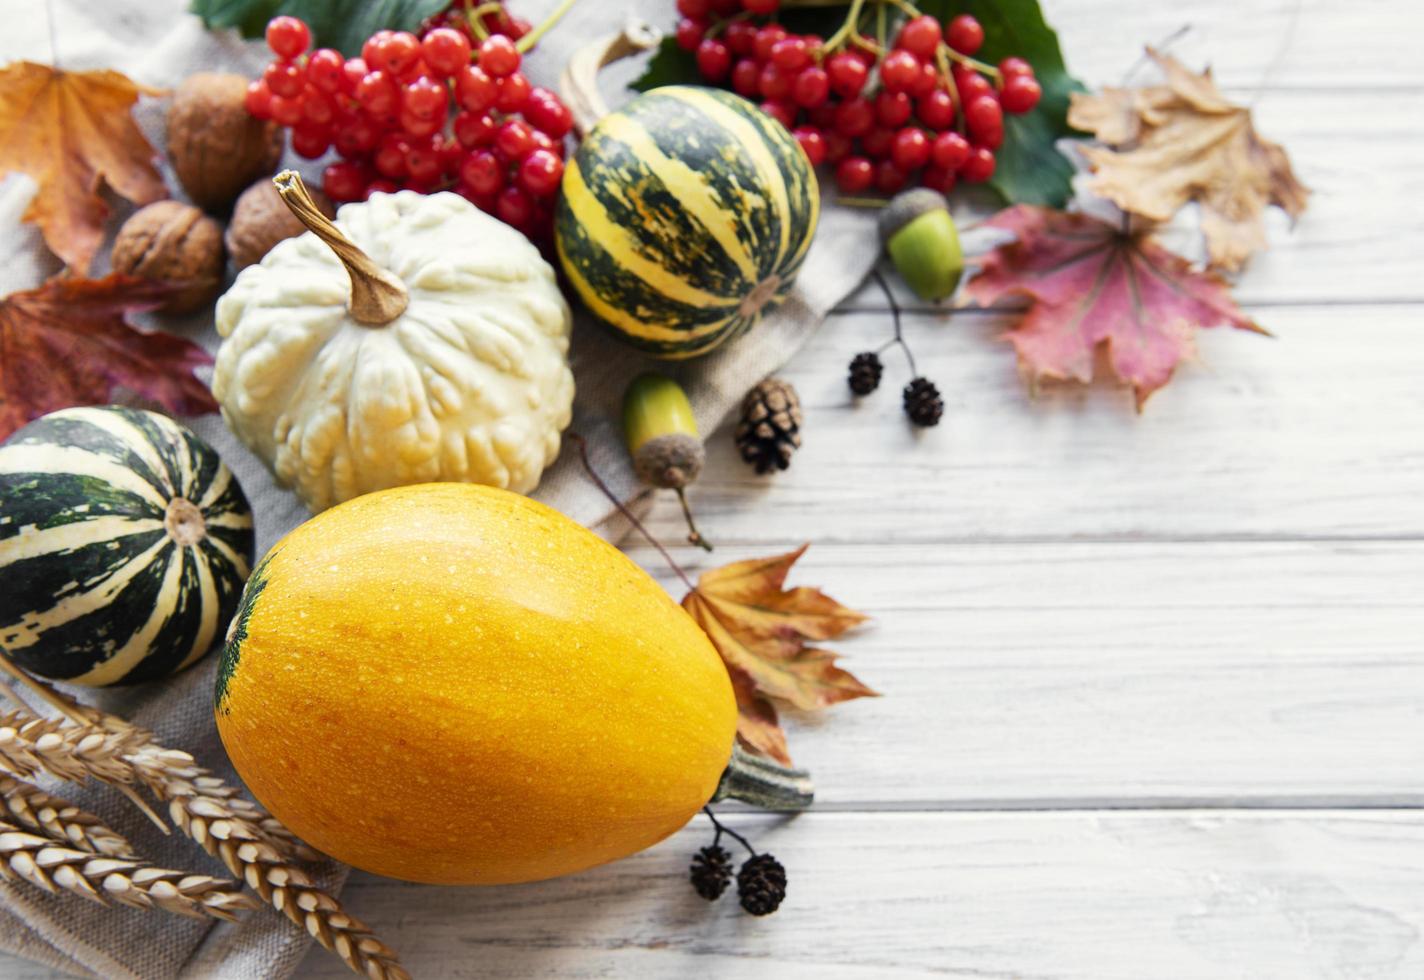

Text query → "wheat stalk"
[0,817,256,919]
[1,775,134,857]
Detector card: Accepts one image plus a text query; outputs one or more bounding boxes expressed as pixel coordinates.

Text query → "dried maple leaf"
[1068,48,1309,272]
[682,545,874,765]
[0,63,167,273]
[966,205,1266,409]
[0,274,217,438]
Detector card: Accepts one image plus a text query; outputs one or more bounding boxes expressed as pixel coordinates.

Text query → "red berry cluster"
[677,1,1042,195]
[244,8,572,241]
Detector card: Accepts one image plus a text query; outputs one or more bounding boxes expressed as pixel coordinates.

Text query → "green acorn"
[622,372,711,551]
[879,188,963,303]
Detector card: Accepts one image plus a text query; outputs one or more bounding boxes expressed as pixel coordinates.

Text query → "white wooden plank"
[641,305,1424,545]
[280,810,1424,978]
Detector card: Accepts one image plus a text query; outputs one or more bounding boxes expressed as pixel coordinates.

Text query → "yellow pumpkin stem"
[271,170,409,326]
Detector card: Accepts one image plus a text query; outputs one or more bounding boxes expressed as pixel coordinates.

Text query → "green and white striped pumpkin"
[0,407,254,686]
[555,85,819,359]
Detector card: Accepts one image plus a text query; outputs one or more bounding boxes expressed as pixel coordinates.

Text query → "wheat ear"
[1,774,135,857]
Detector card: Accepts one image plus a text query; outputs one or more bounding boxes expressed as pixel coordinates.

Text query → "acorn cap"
[878,188,951,244]
[633,433,705,489]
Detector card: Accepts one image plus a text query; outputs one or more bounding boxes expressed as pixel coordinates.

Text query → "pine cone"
[903,377,943,427]
[847,352,883,396]
[734,378,803,474]
[737,853,787,916]
[689,844,733,900]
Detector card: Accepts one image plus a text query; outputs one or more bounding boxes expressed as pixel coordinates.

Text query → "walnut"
[166,73,283,214]
[111,201,226,314]
[225,178,335,270]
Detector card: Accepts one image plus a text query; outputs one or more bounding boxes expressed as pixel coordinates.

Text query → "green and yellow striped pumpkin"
[0,407,254,686]
[555,85,819,359]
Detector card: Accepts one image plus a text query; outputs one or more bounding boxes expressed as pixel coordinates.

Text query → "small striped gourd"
[555,86,819,359]
[0,407,254,686]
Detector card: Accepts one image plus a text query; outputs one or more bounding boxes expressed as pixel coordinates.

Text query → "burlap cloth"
[0,0,878,975]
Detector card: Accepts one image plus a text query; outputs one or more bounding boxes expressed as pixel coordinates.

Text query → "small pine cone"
[734,378,803,474]
[737,853,787,916]
[847,352,883,396]
[903,377,944,427]
[689,844,733,900]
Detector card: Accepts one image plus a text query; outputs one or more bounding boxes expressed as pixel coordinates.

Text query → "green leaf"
[919,0,1085,207]
[190,0,449,55]
[629,37,701,93]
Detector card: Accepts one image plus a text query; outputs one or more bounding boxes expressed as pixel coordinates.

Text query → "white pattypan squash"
[213,178,574,513]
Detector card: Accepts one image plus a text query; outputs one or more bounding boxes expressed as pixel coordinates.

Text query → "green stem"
[820,0,868,55]
[516,0,581,53]
[711,744,814,811]
[939,40,1001,80]
[462,0,503,40]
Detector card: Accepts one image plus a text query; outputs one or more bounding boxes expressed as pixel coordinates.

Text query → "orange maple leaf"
[682,545,874,765]
[0,62,167,272]
[0,274,217,439]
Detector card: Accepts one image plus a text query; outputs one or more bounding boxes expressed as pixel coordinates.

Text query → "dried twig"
[0,774,134,857]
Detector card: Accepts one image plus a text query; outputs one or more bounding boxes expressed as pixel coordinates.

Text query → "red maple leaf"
[966,205,1267,409]
[0,274,217,439]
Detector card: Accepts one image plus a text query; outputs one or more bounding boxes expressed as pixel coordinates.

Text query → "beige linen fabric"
[0,0,877,975]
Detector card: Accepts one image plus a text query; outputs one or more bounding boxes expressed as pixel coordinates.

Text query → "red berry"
[731,58,760,97]
[875,89,912,127]
[495,72,531,111]
[362,31,393,71]
[835,156,873,193]
[495,185,533,227]
[265,16,310,59]
[824,130,853,163]
[999,56,1034,78]
[291,124,331,159]
[263,59,305,99]
[365,179,399,199]
[862,126,894,159]
[752,25,787,62]
[375,135,410,177]
[341,57,368,93]
[269,94,303,127]
[792,66,830,108]
[759,99,795,129]
[897,15,942,59]
[244,79,273,118]
[306,48,345,93]
[808,101,837,130]
[826,51,868,98]
[954,67,994,105]
[406,139,444,183]
[710,0,741,16]
[946,14,985,55]
[383,32,422,76]
[930,130,971,170]
[454,109,497,147]
[792,126,826,166]
[460,149,504,195]
[966,94,1003,146]
[917,89,955,129]
[833,96,874,137]
[879,50,920,93]
[910,61,938,98]
[921,165,956,194]
[422,28,472,77]
[743,0,780,14]
[675,18,707,53]
[455,65,496,112]
[875,159,907,194]
[758,63,791,101]
[322,161,367,202]
[770,37,810,72]
[495,118,535,160]
[300,87,333,125]
[518,148,564,197]
[479,35,521,76]
[355,70,398,115]
[677,0,710,17]
[959,145,996,182]
[891,126,931,171]
[438,136,464,174]
[524,88,574,137]
[529,129,559,156]
[697,39,732,82]
[333,116,379,156]
[1000,75,1042,114]
[403,75,447,119]
[724,20,757,56]
[504,16,533,41]
[400,106,442,138]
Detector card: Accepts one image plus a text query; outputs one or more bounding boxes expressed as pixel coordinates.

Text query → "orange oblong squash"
[214,483,740,885]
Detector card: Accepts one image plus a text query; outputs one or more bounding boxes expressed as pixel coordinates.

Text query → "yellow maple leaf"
[682,545,874,765]
[0,63,167,272]
[1068,48,1309,273]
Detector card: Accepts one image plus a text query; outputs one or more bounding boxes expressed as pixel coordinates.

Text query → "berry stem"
[515,0,581,53]
[706,10,753,38]
[820,0,869,57]
[461,0,504,40]
[939,41,1001,80]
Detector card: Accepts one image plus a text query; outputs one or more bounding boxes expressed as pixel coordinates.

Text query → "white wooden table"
[6,0,1424,976]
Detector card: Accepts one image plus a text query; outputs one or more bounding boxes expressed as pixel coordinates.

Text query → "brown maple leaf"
[1068,48,1309,273]
[0,63,167,273]
[682,545,874,765]
[0,274,218,438]
[966,205,1267,409]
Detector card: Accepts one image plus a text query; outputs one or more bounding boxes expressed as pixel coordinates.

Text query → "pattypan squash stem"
[271,171,408,326]
[560,21,663,135]
[711,744,815,811]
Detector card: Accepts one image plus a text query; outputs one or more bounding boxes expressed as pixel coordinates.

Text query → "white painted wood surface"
[5,0,1424,977]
